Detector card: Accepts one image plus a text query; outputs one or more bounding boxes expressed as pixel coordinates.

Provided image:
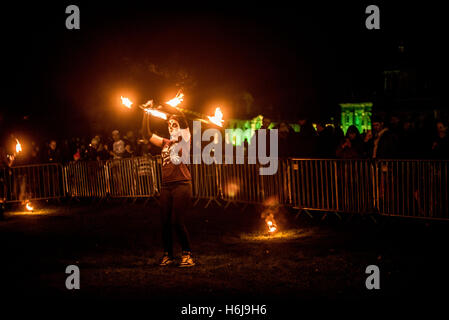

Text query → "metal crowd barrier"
[376,160,449,220]
[191,158,448,220]
[64,160,110,197]
[3,163,64,203]
[288,159,377,214]
[217,160,291,205]
[3,157,448,220]
[190,162,220,201]
[64,155,161,198]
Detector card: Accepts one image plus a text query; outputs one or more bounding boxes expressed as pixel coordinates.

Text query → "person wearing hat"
[144,112,195,267]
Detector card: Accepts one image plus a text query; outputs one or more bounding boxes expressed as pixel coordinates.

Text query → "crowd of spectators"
[256,113,448,160]
[5,112,449,166]
[10,129,159,166]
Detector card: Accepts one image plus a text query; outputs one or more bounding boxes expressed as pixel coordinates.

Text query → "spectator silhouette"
[111,130,125,159]
[295,118,317,157]
[316,120,336,158]
[336,125,364,159]
[276,121,295,158]
[431,120,449,159]
[47,140,62,163]
[368,115,398,159]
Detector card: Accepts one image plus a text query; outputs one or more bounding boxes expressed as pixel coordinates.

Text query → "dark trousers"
[160,181,192,256]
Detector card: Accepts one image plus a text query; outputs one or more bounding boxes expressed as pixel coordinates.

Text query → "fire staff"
[144,112,195,267]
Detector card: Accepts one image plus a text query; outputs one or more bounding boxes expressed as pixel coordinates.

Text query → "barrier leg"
[193,198,200,207]
[294,208,313,219]
[224,200,238,209]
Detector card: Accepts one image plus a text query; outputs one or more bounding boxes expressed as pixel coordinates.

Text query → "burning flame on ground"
[208,107,224,127]
[166,92,184,107]
[266,220,277,233]
[25,201,33,211]
[261,197,279,234]
[121,96,133,108]
[15,139,22,153]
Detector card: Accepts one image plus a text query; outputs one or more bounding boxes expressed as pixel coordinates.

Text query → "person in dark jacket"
[431,120,449,159]
[368,115,398,159]
[316,120,336,158]
[336,125,364,159]
[276,121,295,158]
[47,140,62,163]
[295,118,317,157]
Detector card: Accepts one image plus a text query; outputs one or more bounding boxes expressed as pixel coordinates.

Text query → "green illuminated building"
[339,102,372,134]
[225,115,300,146]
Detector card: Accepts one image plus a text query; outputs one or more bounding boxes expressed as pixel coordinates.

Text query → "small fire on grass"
[261,197,280,235]
[25,201,34,212]
[266,219,277,233]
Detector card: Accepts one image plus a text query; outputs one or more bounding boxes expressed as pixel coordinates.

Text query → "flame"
[121,96,133,108]
[267,220,277,233]
[145,108,167,120]
[262,197,279,234]
[15,139,22,153]
[207,107,224,127]
[142,100,154,108]
[166,92,184,107]
[25,201,34,211]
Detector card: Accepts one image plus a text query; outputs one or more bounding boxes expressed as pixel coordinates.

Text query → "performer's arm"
[8,155,14,167]
[145,113,163,148]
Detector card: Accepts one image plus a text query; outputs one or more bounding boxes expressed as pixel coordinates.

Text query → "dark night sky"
[1,1,446,141]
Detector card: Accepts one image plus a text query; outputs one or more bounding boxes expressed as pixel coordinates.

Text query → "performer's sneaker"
[179,252,195,267]
[159,253,174,266]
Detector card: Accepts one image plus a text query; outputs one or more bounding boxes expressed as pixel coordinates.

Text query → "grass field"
[1,199,448,314]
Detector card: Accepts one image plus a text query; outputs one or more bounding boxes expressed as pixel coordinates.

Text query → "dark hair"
[167,115,188,129]
[346,125,361,138]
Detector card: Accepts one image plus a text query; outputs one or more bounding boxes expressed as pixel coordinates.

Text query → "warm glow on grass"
[10,210,52,216]
[240,229,307,241]
[7,204,56,216]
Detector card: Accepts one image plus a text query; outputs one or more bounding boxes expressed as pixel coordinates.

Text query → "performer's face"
[168,119,180,137]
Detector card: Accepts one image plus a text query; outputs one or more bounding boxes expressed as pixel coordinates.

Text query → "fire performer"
[144,112,195,267]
